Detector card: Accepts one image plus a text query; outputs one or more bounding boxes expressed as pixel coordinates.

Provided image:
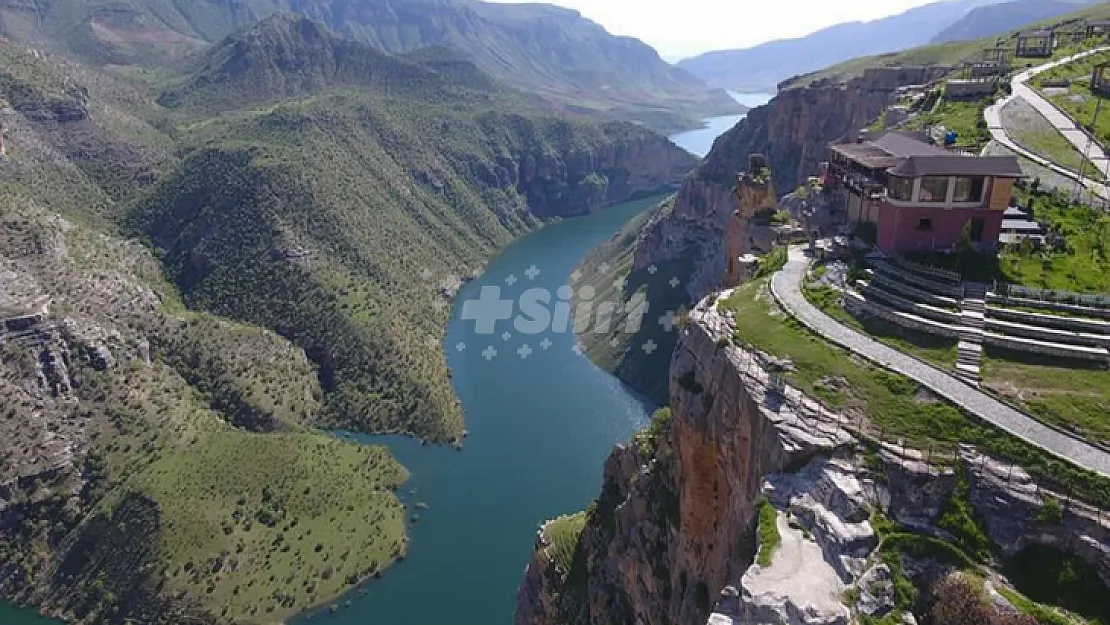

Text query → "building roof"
[1019,29,1055,38]
[1087,19,1110,27]
[830,131,1024,179]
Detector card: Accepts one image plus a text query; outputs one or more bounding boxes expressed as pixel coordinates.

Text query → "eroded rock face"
[516,295,1110,625]
[515,293,852,625]
[635,77,902,301]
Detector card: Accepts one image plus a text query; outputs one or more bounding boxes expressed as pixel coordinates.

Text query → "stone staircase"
[957,282,988,387]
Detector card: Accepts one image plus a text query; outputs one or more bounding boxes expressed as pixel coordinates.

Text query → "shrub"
[756,498,780,567]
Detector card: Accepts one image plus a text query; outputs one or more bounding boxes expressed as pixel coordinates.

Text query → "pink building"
[828,132,1023,254]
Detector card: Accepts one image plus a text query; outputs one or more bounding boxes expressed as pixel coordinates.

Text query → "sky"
[488,0,944,61]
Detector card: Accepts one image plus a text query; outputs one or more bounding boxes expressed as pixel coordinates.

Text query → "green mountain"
[0,0,739,132]
[0,12,696,623]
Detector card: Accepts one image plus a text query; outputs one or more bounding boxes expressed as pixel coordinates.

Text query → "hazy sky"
[489,0,942,61]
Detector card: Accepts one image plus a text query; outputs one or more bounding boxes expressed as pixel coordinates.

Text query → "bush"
[756,498,780,567]
[928,575,1038,625]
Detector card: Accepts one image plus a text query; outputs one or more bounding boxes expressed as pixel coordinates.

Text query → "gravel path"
[770,247,1110,478]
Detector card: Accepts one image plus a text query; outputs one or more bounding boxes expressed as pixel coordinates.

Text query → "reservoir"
[1,94,774,625]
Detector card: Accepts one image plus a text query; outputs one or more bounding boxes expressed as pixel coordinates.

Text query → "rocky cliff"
[634,72,930,300]
[515,292,1110,625]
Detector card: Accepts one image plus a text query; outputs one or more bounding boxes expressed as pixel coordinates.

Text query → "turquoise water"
[1,113,753,625]
[669,92,774,157]
[0,604,61,623]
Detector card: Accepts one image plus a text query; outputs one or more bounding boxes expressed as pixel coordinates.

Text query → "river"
[2,97,772,625]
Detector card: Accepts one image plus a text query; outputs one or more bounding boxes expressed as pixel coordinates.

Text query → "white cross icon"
[482,346,497,360]
[455,342,466,352]
[647,265,658,275]
[570,270,583,283]
[517,344,533,359]
[658,310,678,332]
[501,331,512,341]
[525,265,540,280]
[642,340,658,354]
[669,277,681,288]
[572,343,584,356]
[609,337,620,347]
[505,274,518,286]
[540,338,553,350]
[598,262,610,273]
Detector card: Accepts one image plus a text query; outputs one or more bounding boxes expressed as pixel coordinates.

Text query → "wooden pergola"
[1092,63,1110,96]
[1016,30,1054,58]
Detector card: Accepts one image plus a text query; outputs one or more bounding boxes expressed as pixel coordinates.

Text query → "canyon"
[516,289,1110,625]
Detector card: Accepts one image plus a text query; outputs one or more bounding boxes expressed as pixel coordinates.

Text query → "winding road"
[770,247,1110,478]
[985,46,1110,200]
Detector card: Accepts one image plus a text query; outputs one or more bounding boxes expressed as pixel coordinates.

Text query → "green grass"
[543,512,588,580]
[907,96,993,150]
[998,189,1110,292]
[935,467,993,561]
[1007,123,1107,182]
[756,498,781,567]
[135,431,406,621]
[719,279,1110,507]
[982,351,1110,449]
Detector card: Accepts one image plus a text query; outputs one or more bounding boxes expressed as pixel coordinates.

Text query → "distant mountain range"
[0,0,739,132]
[677,0,1094,93]
[931,0,1096,43]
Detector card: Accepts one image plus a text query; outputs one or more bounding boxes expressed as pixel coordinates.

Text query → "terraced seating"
[985,317,1110,348]
[865,269,959,310]
[987,306,1110,334]
[890,255,962,284]
[843,290,961,338]
[856,280,963,325]
[871,259,964,299]
[983,332,1110,363]
[988,293,1110,320]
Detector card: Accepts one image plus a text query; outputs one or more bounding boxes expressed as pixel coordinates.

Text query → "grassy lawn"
[1006,122,1107,182]
[906,97,993,150]
[999,189,1110,292]
[982,350,1110,449]
[719,280,1110,507]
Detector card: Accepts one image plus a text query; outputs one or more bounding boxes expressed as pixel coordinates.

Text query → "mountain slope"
[128,14,697,443]
[932,0,1096,43]
[676,0,1004,93]
[0,0,739,132]
[0,13,696,622]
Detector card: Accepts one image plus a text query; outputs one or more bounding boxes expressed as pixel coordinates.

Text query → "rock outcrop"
[635,73,925,301]
[516,292,1110,625]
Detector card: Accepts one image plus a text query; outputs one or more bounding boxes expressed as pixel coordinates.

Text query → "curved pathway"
[985,46,1110,200]
[770,247,1110,478]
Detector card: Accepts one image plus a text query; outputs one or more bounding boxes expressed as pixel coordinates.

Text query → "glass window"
[953,176,985,202]
[888,177,914,201]
[919,176,950,202]
[917,218,933,231]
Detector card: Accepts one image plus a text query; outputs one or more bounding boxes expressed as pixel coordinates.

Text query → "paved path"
[985,47,1110,200]
[770,247,1110,478]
